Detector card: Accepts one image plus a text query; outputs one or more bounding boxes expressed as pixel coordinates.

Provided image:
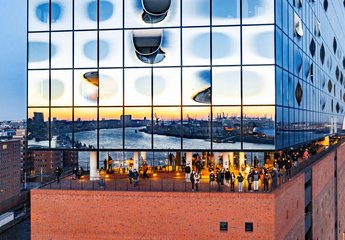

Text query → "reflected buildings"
[27,0,345,165]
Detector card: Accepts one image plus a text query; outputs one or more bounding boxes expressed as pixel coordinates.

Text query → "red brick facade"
[31,143,345,239]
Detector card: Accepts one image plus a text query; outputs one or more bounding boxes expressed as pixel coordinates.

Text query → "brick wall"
[336,143,345,239]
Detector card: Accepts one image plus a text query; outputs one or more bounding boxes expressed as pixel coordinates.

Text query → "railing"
[0,191,30,216]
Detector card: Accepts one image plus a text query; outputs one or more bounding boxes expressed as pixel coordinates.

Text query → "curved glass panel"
[212,67,241,105]
[182,0,210,26]
[74,108,98,149]
[124,68,151,106]
[99,69,123,106]
[212,0,240,25]
[182,28,210,66]
[242,0,274,24]
[51,108,73,149]
[51,32,72,68]
[183,67,211,105]
[28,33,50,69]
[51,70,72,106]
[243,66,275,105]
[153,68,181,105]
[29,0,49,31]
[28,70,49,107]
[74,69,98,106]
[28,108,50,149]
[99,30,123,67]
[74,0,97,29]
[212,27,240,65]
[51,0,72,30]
[99,0,123,29]
[99,108,123,149]
[74,31,97,68]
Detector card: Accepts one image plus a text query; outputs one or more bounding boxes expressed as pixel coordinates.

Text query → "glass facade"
[27,0,345,153]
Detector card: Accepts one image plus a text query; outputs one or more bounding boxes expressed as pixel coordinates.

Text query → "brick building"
[0,140,21,204]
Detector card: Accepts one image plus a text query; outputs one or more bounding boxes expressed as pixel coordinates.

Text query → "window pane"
[28,70,49,107]
[51,70,72,106]
[99,0,123,29]
[183,67,211,106]
[51,32,72,68]
[51,0,72,31]
[74,108,98,149]
[153,107,181,149]
[29,0,49,31]
[212,67,240,105]
[212,27,240,65]
[28,33,49,69]
[28,108,49,149]
[74,31,98,68]
[212,107,241,150]
[74,0,97,29]
[51,108,73,149]
[99,69,123,106]
[183,28,210,66]
[212,0,240,25]
[124,107,152,149]
[99,108,123,149]
[99,30,123,67]
[182,107,211,149]
[74,69,98,107]
[182,0,210,26]
[124,68,151,106]
[242,25,274,65]
[243,66,275,105]
[242,0,274,24]
[153,68,181,106]
[242,106,275,150]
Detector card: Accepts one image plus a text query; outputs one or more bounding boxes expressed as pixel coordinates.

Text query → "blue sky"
[0,1,26,121]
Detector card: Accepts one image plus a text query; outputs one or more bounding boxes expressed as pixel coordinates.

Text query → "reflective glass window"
[212,67,240,105]
[99,69,123,106]
[243,66,275,105]
[29,0,49,31]
[99,108,123,149]
[212,27,240,65]
[28,70,49,107]
[74,31,98,68]
[74,108,98,149]
[74,69,98,107]
[212,0,240,25]
[182,28,210,66]
[182,0,210,26]
[99,0,123,29]
[51,32,72,68]
[51,70,73,106]
[51,0,72,31]
[28,108,50,149]
[74,0,97,29]
[242,0,274,24]
[99,31,123,67]
[28,33,49,69]
[124,68,151,106]
[153,68,181,106]
[51,108,73,149]
[183,67,211,106]
[242,25,274,65]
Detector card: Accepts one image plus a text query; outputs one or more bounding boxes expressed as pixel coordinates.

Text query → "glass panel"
[242,25,274,65]
[125,0,180,28]
[124,107,152,149]
[243,66,275,105]
[28,108,49,149]
[74,0,97,29]
[74,69,98,107]
[74,31,98,68]
[153,107,181,149]
[51,70,73,106]
[242,106,275,150]
[276,67,283,106]
[242,0,274,24]
[155,28,180,67]
[124,68,151,106]
[99,0,123,29]
[99,69,123,106]
[183,67,211,106]
[212,67,241,105]
[29,0,49,31]
[182,107,211,149]
[276,106,283,149]
[212,106,241,150]
[212,0,240,25]
[51,32,72,68]
[182,0,210,26]
[212,27,240,65]
[51,108,73,149]
[99,108,123,149]
[74,108,98,149]
[28,70,49,107]
[99,30,123,67]
[51,0,72,30]
[182,28,210,66]
[153,68,181,106]
[28,33,49,69]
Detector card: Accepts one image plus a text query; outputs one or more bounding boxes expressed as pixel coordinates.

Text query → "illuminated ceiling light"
[294,12,303,37]
[142,0,171,24]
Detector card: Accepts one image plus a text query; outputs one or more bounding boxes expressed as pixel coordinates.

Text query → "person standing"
[190,170,195,191]
[263,172,270,192]
[185,164,191,183]
[209,171,215,189]
[237,172,243,192]
[253,170,260,192]
[55,166,62,183]
[225,168,231,186]
[216,170,222,192]
[133,169,139,187]
[128,167,133,184]
[271,168,278,189]
[230,172,235,192]
[247,169,254,192]
[194,171,200,192]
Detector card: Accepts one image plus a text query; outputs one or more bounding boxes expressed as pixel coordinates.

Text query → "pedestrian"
[216,170,222,192]
[133,169,139,187]
[190,170,195,191]
[220,168,225,185]
[194,171,200,192]
[247,169,253,192]
[142,163,149,179]
[254,156,259,168]
[55,166,62,183]
[293,152,299,167]
[253,170,260,192]
[225,168,230,186]
[263,172,270,192]
[128,168,133,184]
[209,171,215,189]
[281,166,286,183]
[72,167,77,180]
[230,172,235,192]
[99,167,106,187]
[271,168,278,189]
[185,164,191,183]
[237,172,243,192]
